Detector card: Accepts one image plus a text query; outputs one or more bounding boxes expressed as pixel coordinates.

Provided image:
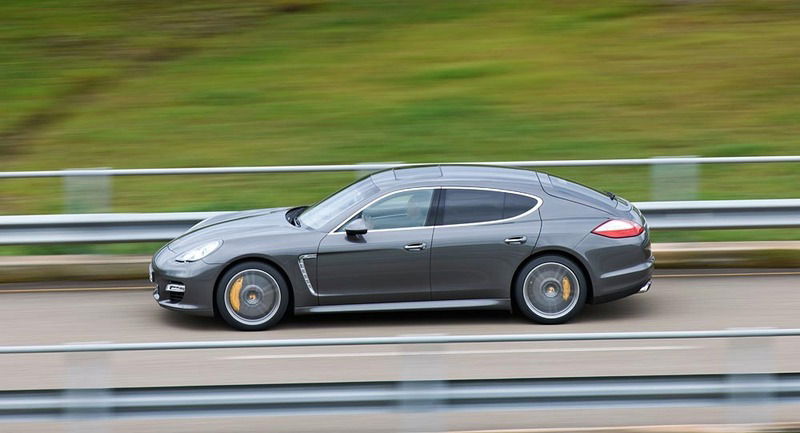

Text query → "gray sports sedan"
[151,165,654,331]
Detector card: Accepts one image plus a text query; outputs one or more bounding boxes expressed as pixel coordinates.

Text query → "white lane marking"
[220,345,694,361]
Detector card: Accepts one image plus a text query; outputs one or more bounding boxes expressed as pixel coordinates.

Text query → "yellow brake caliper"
[229,277,243,312]
[561,276,572,301]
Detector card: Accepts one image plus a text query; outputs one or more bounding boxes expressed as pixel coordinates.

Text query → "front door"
[316,188,437,305]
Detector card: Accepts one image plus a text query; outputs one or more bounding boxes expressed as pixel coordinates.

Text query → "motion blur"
[1,1,799,432]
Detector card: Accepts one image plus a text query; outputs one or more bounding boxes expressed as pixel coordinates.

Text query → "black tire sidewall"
[215,261,290,331]
[513,255,588,324]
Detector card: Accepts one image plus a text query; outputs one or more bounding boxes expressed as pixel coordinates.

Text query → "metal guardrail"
[1,374,795,421]
[1,156,799,179]
[0,329,797,422]
[638,199,800,230]
[1,157,798,244]
[1,199,799,245]
[0,211,222,244]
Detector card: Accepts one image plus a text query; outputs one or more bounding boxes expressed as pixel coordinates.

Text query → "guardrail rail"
[2,156,799,244]
[2,156,800,178]
[0,328,797,423]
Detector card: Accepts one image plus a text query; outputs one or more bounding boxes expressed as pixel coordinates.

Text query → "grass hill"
[1,0,799,248]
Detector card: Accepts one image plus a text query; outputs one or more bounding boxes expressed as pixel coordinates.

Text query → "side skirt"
[295,299,511,315]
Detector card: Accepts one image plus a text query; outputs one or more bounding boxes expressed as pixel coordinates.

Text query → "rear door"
[430,188,542,300]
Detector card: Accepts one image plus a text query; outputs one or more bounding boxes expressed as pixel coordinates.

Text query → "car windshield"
[297,177,380,230]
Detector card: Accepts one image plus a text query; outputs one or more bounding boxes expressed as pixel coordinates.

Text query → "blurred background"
[1,0,799,255]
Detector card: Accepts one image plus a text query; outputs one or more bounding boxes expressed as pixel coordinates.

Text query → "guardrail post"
[398,338,445,432]
[650,156,697,201]
[63,348,110,433]
[726,329,774,425]
[64,168,110,214]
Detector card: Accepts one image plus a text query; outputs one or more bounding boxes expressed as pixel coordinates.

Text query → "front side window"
[438,189,538,226]
[298,177,380,230]
[343,189,435,231]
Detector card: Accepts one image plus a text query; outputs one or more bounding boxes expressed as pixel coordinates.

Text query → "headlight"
[175,240,223,262]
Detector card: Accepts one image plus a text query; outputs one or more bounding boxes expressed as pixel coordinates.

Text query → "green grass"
[1,0,800,253]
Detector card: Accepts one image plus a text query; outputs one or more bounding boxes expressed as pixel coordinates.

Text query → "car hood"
[166,207,293,252]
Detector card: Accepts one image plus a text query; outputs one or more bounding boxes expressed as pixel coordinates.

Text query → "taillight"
[592,219,644,238]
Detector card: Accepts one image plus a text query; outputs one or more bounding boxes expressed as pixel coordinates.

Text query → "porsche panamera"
[151,165,654,331]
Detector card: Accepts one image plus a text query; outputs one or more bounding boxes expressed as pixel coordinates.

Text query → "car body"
[151,165,654,330]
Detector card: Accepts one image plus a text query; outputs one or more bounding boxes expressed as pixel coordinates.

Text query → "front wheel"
[513,255,587,324]
[215,262,289,331]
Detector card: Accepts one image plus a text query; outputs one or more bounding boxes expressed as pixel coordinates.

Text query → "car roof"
[369,164,540,189]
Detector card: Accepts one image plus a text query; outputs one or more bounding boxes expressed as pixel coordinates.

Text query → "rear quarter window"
[503,193,538,219]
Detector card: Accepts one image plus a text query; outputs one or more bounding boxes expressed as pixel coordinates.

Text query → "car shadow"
[284,309,524,330]
[279,296,655,331]
[155,309,228,331]
[575,295,657,324]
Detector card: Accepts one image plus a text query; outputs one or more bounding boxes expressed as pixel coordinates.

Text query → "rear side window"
[438,189,538,225]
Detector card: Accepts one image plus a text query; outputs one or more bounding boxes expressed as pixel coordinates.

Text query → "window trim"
[328,186,542,235]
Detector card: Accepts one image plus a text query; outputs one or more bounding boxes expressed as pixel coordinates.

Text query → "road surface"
[0,270,798,431]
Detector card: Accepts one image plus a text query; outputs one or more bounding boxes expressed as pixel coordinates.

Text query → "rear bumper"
[589,255,655,304]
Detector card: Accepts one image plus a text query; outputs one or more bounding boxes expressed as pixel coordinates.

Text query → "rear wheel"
[215,262,289,331]
[514,255,587,324]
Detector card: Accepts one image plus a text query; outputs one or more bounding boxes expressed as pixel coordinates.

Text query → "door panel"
[317,188,437,305]
[429,188,542,301]
[430,221,539,300]
[317,229,434,304]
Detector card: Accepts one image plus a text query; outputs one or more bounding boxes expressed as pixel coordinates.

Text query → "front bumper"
[150,248,219,317]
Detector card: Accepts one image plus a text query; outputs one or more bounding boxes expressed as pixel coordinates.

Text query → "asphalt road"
[0,271,799,432]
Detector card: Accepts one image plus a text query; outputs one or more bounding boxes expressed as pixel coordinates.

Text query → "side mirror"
[344,218,368,236]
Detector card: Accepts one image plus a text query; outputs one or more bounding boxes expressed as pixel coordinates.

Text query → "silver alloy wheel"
[522,262,580,319]
[223,269,282,326]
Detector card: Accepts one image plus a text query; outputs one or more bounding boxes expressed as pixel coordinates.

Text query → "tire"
[513,255,588,324]
[215,261,290,331]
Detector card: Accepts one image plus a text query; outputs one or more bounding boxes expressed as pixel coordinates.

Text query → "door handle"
[504,236,527,245]
[403,242,427,252]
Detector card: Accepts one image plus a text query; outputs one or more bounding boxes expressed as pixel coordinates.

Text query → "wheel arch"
[211,255,295,318]
[511,248,595,309]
